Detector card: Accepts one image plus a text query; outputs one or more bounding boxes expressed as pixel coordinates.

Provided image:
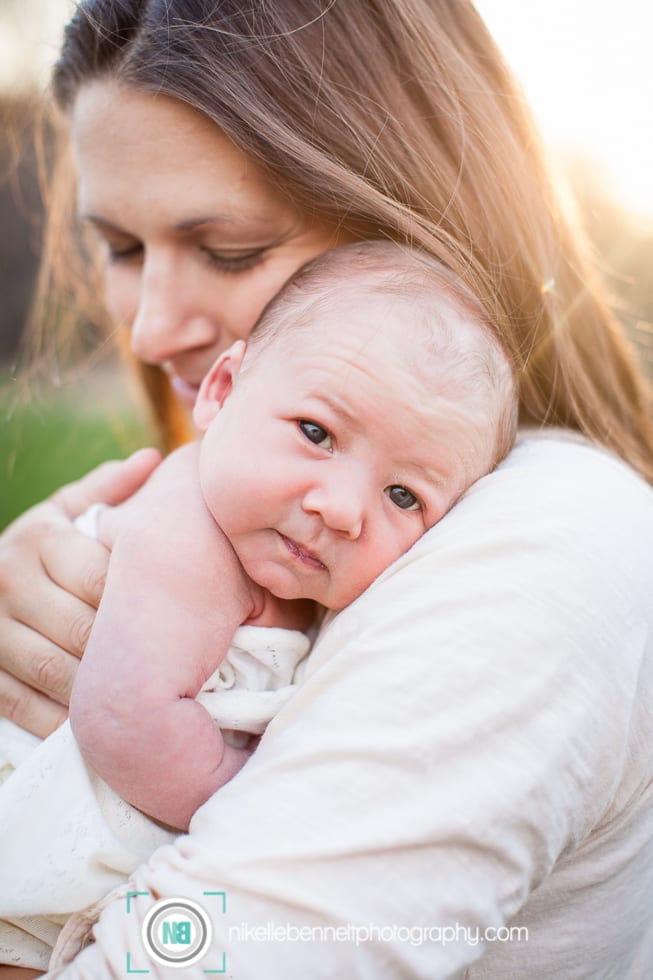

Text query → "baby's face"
[197,298,483,610]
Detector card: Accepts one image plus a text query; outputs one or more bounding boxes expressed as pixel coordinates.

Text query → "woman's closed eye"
[385,485,421,511]
[85,219,143,264]
[298,420,333,451]
[98,234,266,272]
[105,241,143,262]
[201,247,266,274]
[93,229,142,263]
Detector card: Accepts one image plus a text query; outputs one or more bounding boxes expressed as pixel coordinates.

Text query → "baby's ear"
[193,340,247,432]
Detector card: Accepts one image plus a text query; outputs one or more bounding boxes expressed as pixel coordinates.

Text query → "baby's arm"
[69,443,259,831]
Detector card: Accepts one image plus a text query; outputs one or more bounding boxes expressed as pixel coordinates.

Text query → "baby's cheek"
[349,534,413,600]
[329,562,381,611]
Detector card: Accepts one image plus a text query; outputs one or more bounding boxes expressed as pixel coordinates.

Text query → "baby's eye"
[298,420,333,450]
[385,485,421,511]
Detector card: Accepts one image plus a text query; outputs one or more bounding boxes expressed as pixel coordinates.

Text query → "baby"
[0,241,517,970]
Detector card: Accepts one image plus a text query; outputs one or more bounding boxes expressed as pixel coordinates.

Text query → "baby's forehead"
[280,283,432,351]
[278,296,423,378]
[286,307,477,426]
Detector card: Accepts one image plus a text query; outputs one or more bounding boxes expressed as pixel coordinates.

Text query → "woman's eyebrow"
[80,214,278,232]
[174,215,250,231]
[174,214,279,232]
[80,214,123,230]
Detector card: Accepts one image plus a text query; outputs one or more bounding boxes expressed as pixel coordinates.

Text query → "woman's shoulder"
[420,427,653,568]
[502,426,653,500]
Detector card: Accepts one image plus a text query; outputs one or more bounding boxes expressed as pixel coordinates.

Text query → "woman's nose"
[129,259,216,365]
[302,469,366,539]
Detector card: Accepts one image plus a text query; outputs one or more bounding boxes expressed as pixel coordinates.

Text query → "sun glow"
[476,0,653,220]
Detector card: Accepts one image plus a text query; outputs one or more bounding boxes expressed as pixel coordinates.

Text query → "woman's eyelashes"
[104,241,143,263]
[100,237,266,273]
[298,420,333,451]
[201,247,266,274]
[384,485,421,511]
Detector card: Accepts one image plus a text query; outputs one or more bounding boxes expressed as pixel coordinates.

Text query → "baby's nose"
[303,472,366,539]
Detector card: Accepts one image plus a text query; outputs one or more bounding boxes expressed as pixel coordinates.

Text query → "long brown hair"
[35,0,653,477]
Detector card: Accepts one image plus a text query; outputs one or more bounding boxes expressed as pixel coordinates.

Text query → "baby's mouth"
[279,534,327,571]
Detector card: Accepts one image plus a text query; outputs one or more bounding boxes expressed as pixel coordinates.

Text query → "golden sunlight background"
[476,0,653,222]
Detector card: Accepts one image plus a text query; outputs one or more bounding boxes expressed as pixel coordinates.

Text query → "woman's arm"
[47,434,653,979]
[69,444,257,831]
[0,449,161,737]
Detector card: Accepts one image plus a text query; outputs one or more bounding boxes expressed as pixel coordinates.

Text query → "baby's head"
[194,241,517,610]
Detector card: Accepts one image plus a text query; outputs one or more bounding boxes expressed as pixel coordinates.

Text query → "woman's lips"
[279,534,327,571]
[169,375,200,408]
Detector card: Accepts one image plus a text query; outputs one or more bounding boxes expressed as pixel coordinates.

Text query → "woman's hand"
[0,448,161,738]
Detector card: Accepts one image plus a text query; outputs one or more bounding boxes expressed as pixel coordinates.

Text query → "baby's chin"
[239,552,376,613]
[242,561,319,605]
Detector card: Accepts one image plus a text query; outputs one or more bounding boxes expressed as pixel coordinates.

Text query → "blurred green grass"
[1,377,153,531]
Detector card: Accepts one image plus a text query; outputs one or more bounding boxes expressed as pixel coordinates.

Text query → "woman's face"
[72,80,349,408]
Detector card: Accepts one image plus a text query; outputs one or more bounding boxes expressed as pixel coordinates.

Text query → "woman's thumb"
[52,448,163,518]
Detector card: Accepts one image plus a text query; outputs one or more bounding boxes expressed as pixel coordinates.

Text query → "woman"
[0,1,652,976]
